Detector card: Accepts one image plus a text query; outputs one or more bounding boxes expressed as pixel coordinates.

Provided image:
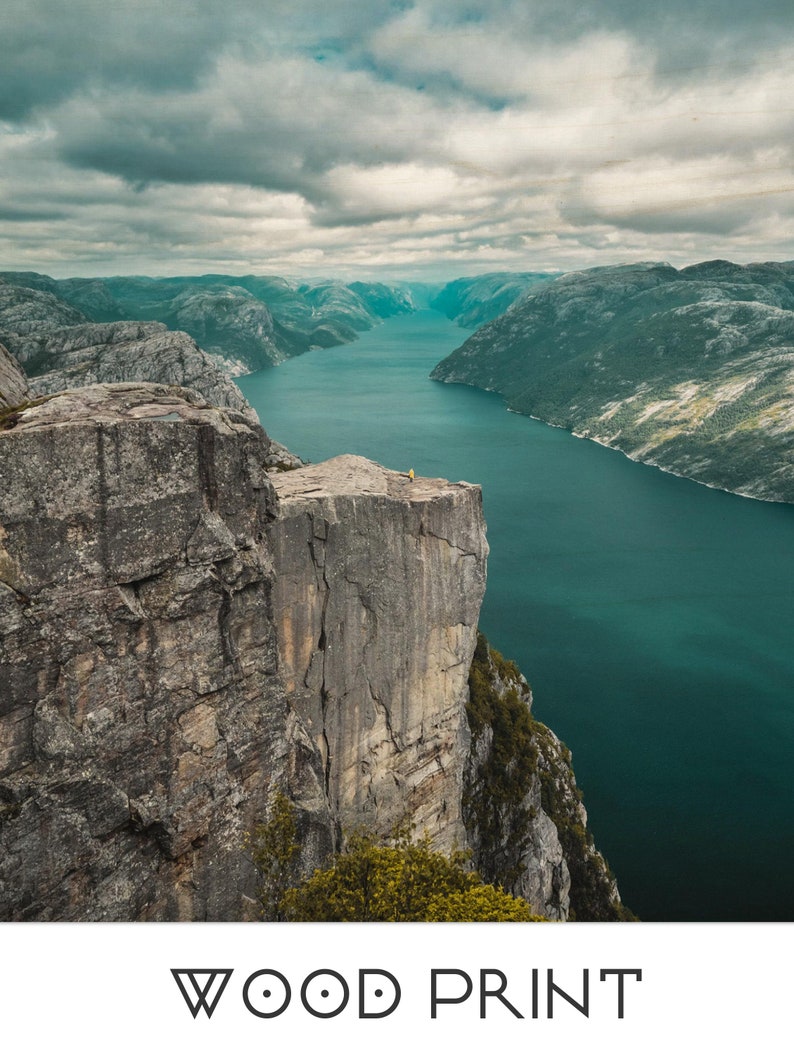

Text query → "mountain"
[0,272,417,372]
[0,279,88,334]
[431,271,559,328]
[431,260,794,503]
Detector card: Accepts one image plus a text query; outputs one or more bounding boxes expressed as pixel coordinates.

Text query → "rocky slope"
[465,634,627,920]
[0,280,258,418]
[157,286,285,371]
[4,320,255,418]
[431,271,558,328]
[432,260,794,503]
[0,344,31,410]
[0,279,88,334]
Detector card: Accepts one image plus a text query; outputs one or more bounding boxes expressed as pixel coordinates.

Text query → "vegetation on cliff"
[464,633,538,891]
[251,798,541,922]
[465,633,633,921]
[251,633,634,923]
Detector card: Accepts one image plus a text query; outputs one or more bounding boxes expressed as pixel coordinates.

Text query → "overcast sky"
[2,0,793,280]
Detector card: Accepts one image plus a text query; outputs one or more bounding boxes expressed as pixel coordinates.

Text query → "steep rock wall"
[464,636,569,919]
[267,455,488,852]
[0,343,31,410]
[0,383,331,920]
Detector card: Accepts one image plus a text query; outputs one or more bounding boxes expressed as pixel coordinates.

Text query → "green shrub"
[250,813,542,922]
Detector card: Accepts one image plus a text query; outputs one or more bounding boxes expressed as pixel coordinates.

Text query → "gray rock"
[2,320,256,419]
[0,393,494,920]
[0,279,88,336]
[161,286,284,371]
[0,377,622,922]
[0,344,31,410]
[463,643,570,919]
[463,635,627,920]
[267,455,488,853]
[0,383,331,920]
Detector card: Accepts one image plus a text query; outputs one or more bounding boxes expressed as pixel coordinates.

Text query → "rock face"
[0,384,331,920]
[267,455,488,852]
[0,364,622,921]
[2,320,255,418]
[464,636,569,918]
[0,344,31,410]
[0,388,489,919]
[0,278,88,335]
[432,260,794,503]
[159,287,284,371]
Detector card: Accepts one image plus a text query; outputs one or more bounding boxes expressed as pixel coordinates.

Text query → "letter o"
[243,970,292,1018]
[300,969,350,1018]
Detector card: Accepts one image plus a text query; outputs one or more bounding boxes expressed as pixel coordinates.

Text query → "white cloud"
[1,1,794,277]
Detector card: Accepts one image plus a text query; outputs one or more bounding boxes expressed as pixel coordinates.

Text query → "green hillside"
[431,260,794,503]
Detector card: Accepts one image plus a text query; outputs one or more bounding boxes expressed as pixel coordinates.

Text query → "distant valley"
[2,260,793,504]
[430,271,557,328]
[0,271,415,375]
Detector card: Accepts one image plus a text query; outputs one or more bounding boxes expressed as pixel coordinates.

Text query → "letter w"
[171,969,234,1019]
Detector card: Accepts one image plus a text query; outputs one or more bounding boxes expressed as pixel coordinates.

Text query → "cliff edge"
[268,455,488,852]
[0,387,491,919]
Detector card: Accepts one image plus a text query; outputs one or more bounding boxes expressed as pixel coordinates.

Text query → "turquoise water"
[239,310,794,921]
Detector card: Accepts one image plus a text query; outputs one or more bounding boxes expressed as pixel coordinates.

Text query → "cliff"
[267,455,487,852]
[0,384,493,919]
[465,635,627,921]
[0,383,331,920]
[432,260,794,503]
[0,367,624,920]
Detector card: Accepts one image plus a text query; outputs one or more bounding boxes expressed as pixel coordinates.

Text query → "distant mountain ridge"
[431,271,559,328]
[431,260,794,504]
[0,272,416,374]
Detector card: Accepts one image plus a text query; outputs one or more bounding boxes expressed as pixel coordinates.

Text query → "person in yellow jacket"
[408,468,415,481]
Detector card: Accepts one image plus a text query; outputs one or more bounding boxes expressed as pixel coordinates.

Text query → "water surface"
[239,311,794,921]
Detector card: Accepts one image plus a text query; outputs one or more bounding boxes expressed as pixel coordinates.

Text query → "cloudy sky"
[2,0,793,280]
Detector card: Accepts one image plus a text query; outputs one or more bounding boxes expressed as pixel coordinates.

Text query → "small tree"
[247,791,301,921]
